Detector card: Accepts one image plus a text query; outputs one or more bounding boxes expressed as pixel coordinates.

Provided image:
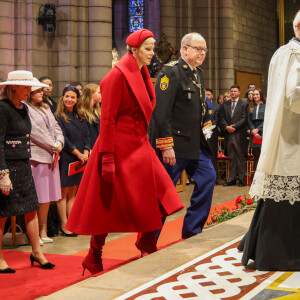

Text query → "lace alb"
[250,171,300,204]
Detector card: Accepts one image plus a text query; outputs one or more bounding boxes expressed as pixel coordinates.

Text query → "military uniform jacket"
[151,57,210,160]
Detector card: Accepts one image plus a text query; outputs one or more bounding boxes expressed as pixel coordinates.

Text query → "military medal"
[184,68,202,97]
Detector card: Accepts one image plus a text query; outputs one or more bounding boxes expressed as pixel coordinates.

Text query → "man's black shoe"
[182,232,197,239]
[238,180,245,187]
[223,180,236,186]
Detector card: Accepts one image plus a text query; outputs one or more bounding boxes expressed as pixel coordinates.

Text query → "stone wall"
[160,0,236,96]
[0,0,279,99]
[159,0,193,60]
[232,0,277,94]
[0,0,112,99]
[159,0,278,96]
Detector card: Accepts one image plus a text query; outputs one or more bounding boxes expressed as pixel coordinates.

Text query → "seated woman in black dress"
[55,85,91,236]
[0,71,55,273]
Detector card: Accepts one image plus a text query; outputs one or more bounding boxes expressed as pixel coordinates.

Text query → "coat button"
[178,130,180,133]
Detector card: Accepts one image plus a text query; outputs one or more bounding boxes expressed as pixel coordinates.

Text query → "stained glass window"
[128,0,144,32]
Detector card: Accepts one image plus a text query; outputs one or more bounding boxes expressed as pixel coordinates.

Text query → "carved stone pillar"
[160,0,177,48]
[88,0,112,82]
[218,0,234,93]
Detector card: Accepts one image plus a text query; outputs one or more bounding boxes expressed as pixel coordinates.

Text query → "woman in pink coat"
[66,29,183,275]
[25,81,64,244]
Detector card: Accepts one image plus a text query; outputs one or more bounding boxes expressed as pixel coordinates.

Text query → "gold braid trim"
[156,137,174,149]
[203,120,212,128]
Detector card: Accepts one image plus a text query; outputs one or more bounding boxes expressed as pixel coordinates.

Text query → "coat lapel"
[115,53,155,126]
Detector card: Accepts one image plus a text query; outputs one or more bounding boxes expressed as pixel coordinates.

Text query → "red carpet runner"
[0,198,237,300]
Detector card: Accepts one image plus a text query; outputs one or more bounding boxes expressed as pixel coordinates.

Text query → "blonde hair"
[141,37,155,46]
[81,83,101,124]
[55,86,86,122]
[27,89,48,109]
[223,92,230,100]
[126,37,156,53]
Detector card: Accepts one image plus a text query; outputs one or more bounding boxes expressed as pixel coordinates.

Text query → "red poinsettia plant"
[207,194,257,227]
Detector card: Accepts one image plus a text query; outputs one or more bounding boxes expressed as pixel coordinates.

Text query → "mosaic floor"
[116,237,300,300]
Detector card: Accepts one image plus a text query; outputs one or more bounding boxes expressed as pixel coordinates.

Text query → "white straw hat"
[31,77,48,92]
[0,70,49,87]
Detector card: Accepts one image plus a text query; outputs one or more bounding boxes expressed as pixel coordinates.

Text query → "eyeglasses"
[186,45,208,53]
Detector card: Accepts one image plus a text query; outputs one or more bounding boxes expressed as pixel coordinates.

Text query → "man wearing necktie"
[220,85,248,186]
[151,32,216,239]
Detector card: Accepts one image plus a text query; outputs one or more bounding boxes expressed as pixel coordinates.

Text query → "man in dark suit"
[151,32,216,239]
[220,85,248,187]
[205,88,220,184]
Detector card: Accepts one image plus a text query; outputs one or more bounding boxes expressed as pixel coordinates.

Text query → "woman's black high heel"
[59,227,78,237]
[0,267,16,274]
[30,254,55,269]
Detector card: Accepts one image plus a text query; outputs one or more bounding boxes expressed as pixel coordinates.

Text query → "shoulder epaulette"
[165,60,178,67]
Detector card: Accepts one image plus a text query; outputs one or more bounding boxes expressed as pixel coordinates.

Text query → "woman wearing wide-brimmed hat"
[0,70,55,273]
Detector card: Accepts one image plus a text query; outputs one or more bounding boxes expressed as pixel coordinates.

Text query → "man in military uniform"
[151,32,216,239]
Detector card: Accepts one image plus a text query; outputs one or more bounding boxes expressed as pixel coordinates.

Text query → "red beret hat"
[126,29,154,48]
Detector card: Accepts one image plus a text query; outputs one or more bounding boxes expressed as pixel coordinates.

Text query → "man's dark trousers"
[161,146,216,238]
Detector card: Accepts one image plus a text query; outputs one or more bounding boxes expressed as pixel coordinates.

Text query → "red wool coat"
[66,53,183,235]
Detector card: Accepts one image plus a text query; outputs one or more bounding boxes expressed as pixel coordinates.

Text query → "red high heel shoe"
[82,233,107,275]
[135,231,158,257]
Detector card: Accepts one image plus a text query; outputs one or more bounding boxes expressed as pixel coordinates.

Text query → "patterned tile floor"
[116,237,300,300]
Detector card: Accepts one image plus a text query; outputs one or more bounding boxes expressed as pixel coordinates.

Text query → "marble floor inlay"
[116,237,300,300]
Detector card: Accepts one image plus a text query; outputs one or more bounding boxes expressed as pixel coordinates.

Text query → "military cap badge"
[160,75,169,90]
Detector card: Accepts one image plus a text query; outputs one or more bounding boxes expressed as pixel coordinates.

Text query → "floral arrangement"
[206,194,257,227]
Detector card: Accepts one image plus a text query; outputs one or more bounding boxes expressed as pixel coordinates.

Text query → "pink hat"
[126,29,154,48]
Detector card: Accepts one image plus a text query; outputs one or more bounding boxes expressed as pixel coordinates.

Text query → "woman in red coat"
[66,29,184,275]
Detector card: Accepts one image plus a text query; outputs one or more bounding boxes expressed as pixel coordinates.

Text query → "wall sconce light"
[37,3,56,33]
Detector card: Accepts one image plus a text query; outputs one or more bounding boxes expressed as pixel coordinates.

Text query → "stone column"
[193,0,219,93]
[218,0,234,93]
[53,0,89,95]
[0,1,34,78]
[0,1,17,78]
[144,0,160,41]
[88,0,112,82]
[31,1,56,86]
[160,0,177,49]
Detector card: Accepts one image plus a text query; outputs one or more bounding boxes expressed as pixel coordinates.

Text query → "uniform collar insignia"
[165,60,178,67]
